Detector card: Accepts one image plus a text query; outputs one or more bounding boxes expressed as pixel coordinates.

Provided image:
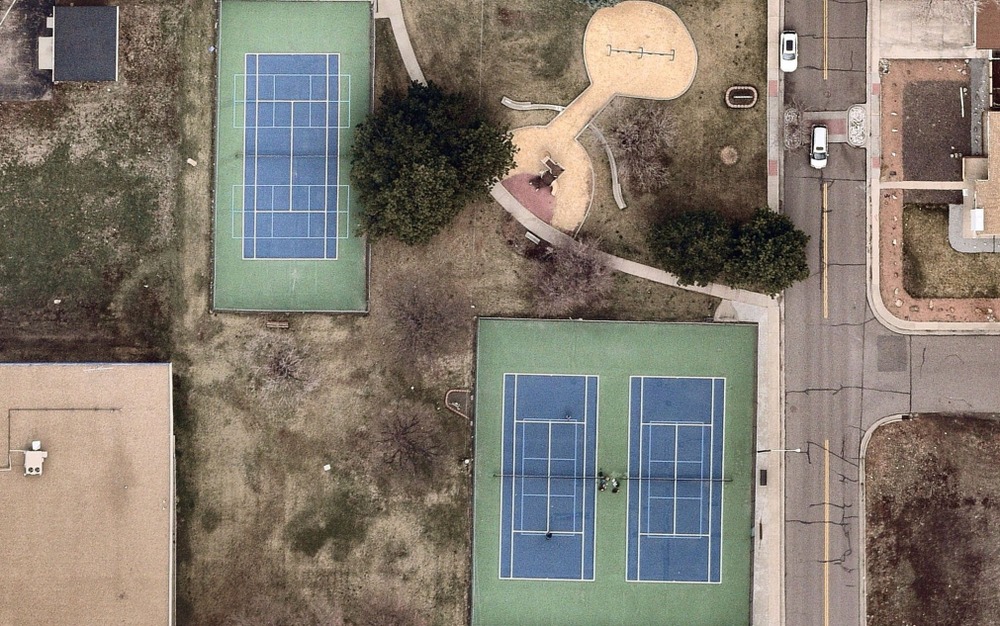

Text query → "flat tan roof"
[977,112,1000,234]
[0,363,174,625]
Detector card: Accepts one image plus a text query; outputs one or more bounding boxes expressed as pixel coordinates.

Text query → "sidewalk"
[866,0,1000,335]
[373,0,425,85]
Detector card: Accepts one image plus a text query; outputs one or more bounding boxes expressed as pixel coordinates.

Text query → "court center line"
[546,421,553,534]
[824,439,830,626]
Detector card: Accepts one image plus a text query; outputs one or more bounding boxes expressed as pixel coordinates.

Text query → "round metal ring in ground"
[725,85,758,109]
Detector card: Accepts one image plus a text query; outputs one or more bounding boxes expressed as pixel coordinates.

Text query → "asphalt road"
[779,3,1000,624]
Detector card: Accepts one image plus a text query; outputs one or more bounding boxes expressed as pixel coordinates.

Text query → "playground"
[501,1,698,230]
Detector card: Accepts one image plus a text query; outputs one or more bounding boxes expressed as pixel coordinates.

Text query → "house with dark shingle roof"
[38,6,120,82]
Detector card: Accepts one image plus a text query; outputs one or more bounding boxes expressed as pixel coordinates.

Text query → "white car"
[810,125,829,169]
[780,31,798,73]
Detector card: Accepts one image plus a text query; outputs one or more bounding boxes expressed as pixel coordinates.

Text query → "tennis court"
[500,373,598,580]
[213,1,370,311]
[473,319,756,626]
[627,376,725,583]
[239,53,347,260]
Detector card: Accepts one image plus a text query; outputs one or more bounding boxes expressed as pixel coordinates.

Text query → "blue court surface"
[627,376,725,583]
[499,374,598,580]
[240,53,346,260]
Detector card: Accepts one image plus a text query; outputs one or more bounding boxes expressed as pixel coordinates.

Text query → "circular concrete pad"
[583,1,698,101]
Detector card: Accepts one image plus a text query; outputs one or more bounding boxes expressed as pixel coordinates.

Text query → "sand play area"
[502,1,698,231]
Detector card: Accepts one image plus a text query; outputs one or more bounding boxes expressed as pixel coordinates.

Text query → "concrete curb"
[857,414,909,626]
[949,204,1000,253]
[386,4,786,621]
[498,97,627,211]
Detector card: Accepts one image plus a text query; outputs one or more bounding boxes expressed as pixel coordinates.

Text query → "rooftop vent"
[24,441,48,477]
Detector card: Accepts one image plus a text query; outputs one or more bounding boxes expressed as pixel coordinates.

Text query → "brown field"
[866,415,1000,626]
[0,2,721,624]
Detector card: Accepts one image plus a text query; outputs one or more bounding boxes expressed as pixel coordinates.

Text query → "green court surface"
[213,0,370,312]
[472,319,757,626]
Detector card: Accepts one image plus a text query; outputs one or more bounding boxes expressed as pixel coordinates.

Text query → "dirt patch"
[903,203,1000,298]
[0,0,726,622]
[902,80,970,181]
[402,0,766,257]
[880,59,971,183]
[866,414,1000,626]
[0,1,186,360]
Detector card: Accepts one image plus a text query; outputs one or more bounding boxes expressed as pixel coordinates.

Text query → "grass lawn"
[903,203,1000,298]
[0,3,185,360]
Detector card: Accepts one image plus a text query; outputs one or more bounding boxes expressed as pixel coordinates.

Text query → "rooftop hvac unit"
[24,441,48,477]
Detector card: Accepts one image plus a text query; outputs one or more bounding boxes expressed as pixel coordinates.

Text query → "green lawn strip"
[0,143,156,310]
[903,203,1000,298]
[472,318,756,626]
[213,0,370,312]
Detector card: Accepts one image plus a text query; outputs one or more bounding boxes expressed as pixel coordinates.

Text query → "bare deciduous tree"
[378,411,438,474]
[533,240,614,317]
[243,332,318,403]
[386,272,469,357]
[605,100,676,193]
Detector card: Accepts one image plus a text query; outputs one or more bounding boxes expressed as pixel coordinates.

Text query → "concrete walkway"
[879,180,970,190]
[866,0,1000,335]
[373,0,425,85]
[500,97,627,211]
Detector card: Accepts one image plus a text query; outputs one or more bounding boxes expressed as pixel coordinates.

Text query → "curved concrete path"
[374,0,425,85]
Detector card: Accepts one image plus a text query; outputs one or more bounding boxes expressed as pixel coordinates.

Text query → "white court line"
[673,424,679,534]
[238,53,347,261]
[324,53,331,258]
[637,377,645,570]
[629,375,726,582]
[498,374,510,580]
[546,421,552,534]
[509,374,517,577]
[252,55,260,258]
[713,378,728,583]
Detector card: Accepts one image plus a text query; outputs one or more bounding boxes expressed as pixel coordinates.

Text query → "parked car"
[780,31,798,73]
[810,125,829,169]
